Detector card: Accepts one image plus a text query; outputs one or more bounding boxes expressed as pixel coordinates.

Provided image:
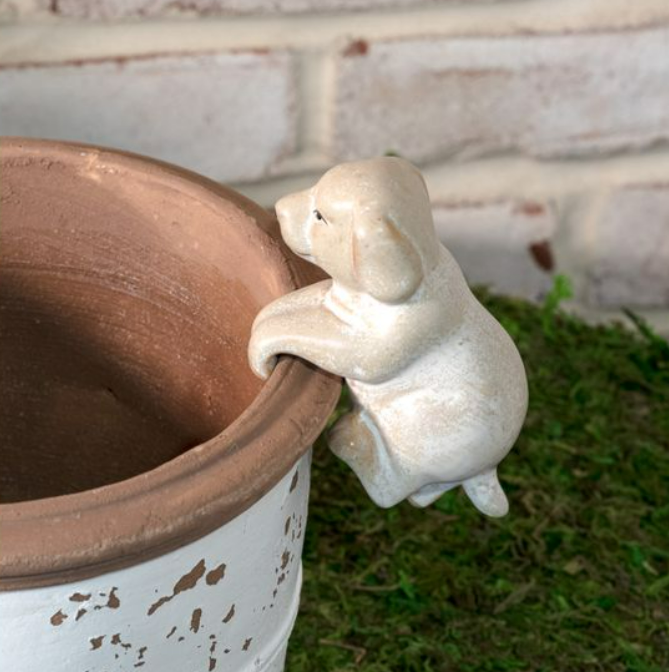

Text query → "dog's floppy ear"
[352,213,423,303]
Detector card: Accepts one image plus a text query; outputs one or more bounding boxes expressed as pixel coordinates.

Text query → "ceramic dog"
[248,157,528,516]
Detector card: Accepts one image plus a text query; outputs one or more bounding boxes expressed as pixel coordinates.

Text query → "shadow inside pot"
[0,141,274,503]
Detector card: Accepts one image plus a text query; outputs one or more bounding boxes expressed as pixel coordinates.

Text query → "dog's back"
[347,250,528,489]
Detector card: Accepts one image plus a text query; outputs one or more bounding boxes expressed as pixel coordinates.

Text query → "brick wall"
[1,0,668,331]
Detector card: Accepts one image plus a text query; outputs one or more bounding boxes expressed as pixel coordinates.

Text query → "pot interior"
[0,144,276,503]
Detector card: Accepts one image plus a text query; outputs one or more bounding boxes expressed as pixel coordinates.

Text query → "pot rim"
[0,138,341,590]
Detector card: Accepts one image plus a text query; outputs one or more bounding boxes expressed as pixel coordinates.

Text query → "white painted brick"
[35,0,489,19]
[588,184,669,308]
[434,200,557,300]
[332,28,669,163]
[0,0,40,19]
[0,0,17,19]
[0,51,296,183]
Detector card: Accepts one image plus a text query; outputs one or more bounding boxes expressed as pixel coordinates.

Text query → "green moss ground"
[288,282,669,672]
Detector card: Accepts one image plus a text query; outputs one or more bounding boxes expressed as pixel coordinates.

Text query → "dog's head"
[275,157,440,303]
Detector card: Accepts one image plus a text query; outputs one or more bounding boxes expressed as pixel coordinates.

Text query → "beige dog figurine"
[248,157,528,516]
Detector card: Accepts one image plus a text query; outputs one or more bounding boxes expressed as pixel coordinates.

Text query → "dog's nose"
[275,189,313,256]
[275,196,290,223]
[276,190,310,226]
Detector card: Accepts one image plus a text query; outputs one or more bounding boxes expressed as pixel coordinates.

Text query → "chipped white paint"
[0,452,311,672]
[249,158,528,516]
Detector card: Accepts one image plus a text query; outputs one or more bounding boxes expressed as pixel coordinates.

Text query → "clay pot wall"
[0,138,340,670]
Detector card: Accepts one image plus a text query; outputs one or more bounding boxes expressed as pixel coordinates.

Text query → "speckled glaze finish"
[0,138,340,670]
[249,157,528,516]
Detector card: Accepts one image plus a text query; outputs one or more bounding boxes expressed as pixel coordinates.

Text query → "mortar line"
[1,0,669,64]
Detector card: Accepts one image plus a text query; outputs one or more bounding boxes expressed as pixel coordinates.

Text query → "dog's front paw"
[247,329,279,380]
[250,352,278,380]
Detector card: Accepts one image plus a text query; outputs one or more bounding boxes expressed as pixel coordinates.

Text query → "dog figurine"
[248,157,528,516]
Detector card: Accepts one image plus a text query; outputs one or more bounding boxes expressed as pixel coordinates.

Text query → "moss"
[288,284,669,672]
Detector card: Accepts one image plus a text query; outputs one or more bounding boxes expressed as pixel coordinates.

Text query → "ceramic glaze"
[249,157,528,516]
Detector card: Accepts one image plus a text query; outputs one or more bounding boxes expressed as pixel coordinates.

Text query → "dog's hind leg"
[408,482,458,508]
[409,470,509,514]
[327,408,403,508]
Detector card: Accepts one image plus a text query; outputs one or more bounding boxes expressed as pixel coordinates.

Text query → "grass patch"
[288,286,669,672]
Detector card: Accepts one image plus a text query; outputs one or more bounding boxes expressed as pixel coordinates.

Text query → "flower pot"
[0,138,340,671]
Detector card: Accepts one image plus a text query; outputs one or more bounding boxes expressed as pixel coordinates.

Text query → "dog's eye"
[313,209,327,224]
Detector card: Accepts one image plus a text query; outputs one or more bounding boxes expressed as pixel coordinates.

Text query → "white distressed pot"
[0,139,340,671]
[0,452,312,672]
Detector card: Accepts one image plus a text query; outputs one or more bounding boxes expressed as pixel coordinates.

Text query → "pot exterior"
[0,452,311,672]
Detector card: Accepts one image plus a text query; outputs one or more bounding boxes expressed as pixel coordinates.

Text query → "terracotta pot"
[0,138,340,671]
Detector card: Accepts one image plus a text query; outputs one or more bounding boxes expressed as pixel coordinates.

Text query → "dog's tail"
[463,469,509,517]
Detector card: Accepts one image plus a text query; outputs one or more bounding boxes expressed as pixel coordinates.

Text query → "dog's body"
[248,158,528,516]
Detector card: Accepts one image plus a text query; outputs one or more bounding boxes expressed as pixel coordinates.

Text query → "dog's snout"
[275,197,290,224]
[276,191,310,226]
[275,189,313,257]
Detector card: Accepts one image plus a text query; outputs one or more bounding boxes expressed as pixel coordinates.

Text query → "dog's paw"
[247,330,278,380]
[251,353,278,380]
